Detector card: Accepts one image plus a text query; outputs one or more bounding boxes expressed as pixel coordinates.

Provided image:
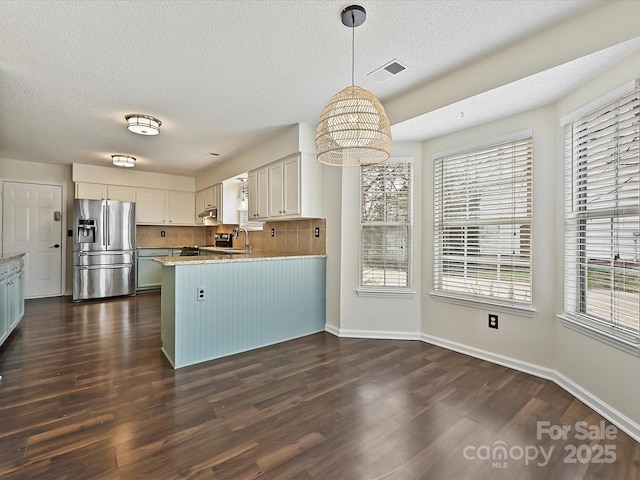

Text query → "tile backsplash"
[136,225,207,248]
[137,219,326,255]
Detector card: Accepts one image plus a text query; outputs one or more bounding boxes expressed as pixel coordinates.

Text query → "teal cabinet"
[160,256,326,368]
[136,249,172,290]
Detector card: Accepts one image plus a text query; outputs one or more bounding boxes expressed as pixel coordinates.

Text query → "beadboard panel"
[160,266,176,367]
[162,257,326,368]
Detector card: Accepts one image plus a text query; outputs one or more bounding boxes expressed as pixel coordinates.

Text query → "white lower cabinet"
[0,257,25,349]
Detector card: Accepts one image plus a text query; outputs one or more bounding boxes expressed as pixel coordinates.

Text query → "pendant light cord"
[351,10,355,86]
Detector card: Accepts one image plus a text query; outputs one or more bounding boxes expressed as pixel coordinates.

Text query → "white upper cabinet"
[249,167,269,220]
[283,155,300,217]
[268,161,284,217]
[195,189,206,224]
[195,183,222,224]
[168,190,196,225]
[75,183,135,202]
[135,188,167,224]
[249,152,320,221]
[135,188,195,225]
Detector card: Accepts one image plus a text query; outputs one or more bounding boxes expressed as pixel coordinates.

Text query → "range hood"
[198,207,218,219]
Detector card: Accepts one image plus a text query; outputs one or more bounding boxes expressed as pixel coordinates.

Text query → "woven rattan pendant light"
[315,5,391,167]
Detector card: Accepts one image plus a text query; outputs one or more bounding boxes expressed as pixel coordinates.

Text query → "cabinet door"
[212,184,222,209]
[195,190,206,224]
[136,257,163,289]
[248,171,259,219]
[8,274,19,332]
[76,183,107,200]
[0,277,8,345]
[248,168,268,220]
[204,187,215,209]
[268,162,284,217]
[136,188,167,224]
[107,186,135,202]
[168,191,195,225]
[283,155,300,216]
[256,167,269,219]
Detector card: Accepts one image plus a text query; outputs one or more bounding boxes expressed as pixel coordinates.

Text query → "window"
[433,134,533,310]
[360,160,412,291]
[563,85,639,353]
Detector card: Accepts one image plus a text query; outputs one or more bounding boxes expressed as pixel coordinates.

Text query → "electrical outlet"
[271,228,275,237]
[197,287,206,301]
[488,314,498,329]
[161,231,166,237]
[208,230,212,237]
[315,227,320,238]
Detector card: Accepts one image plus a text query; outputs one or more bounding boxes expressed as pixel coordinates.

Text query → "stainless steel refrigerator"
[73,199,136,301]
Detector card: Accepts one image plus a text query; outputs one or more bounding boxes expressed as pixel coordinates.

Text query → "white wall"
[421,106,558,367]
[419,50,640,430]
[196,124,303,190]
[334,142,423,337]
[72,163,195,192]
[553,50,640,424]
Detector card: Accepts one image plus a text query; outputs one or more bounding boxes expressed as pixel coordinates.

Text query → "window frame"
[358,158,414,297]
[431,131,534,316]
[560,82,640,356]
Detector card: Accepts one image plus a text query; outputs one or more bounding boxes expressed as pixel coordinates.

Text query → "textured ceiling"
[0,0,622,176]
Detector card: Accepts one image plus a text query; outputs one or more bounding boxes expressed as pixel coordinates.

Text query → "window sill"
[558,314,640,357]
[357,288,416,299]
[430,291,535,317]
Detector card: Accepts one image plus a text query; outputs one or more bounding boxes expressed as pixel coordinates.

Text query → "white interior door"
[2,181,63,298]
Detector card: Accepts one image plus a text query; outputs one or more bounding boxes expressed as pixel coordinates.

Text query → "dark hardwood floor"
[0,293,639,479]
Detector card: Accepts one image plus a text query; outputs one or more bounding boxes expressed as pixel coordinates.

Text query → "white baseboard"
[420,333,640,443]
[324,326,640,444]
[326,324,419,339]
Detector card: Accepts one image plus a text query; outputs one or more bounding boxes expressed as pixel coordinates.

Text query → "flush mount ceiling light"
[125,114,161,135]
[111,155,136,167]
[315,5,392,167]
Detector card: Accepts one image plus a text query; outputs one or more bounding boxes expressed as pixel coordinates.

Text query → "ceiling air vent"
[368,59,408,82]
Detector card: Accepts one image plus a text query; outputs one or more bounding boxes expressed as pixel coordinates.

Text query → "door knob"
[49,244,60,248]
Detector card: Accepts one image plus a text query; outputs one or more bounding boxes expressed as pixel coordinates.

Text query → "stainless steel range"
[178,246,200,256]
[214,233,232,248]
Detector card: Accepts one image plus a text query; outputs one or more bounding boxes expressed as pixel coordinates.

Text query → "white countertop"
[0,253,25,264]
[152,250,326,266]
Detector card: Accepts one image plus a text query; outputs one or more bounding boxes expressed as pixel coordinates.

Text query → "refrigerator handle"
[106,204,111,246]
[102,204,107,247]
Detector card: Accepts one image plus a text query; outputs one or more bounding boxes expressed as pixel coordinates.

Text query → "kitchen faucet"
[233,227,251,252]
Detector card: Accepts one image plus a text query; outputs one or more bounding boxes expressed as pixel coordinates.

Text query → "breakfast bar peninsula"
[154,250,326,368]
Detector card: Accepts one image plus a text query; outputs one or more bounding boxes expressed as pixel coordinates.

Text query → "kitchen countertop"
[153,250,326,266]
[0,253,25,263]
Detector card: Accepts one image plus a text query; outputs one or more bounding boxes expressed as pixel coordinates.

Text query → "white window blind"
[433,136,533,306]
[360,162,412,289]
[564,87,640,346]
